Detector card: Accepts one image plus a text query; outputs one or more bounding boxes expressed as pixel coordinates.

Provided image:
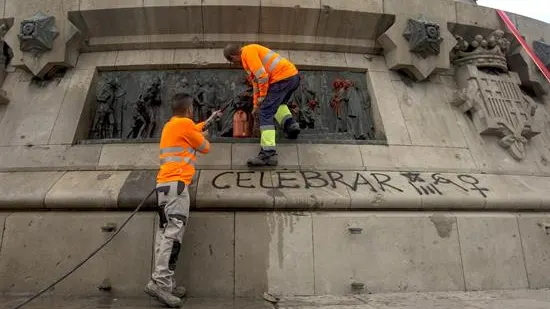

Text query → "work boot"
[172,285,187,298]
[284,121,301,140]
[144,280,182,308]
[247,149,278,167]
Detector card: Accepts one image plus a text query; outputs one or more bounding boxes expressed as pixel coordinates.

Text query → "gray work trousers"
[152,180,190,291]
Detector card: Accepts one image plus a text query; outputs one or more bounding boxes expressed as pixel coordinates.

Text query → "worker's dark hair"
[223,44,241,62]
[172,93,193,115]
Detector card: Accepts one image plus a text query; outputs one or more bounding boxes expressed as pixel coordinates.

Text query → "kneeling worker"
[223,43,301,166]
[145,93,221,308]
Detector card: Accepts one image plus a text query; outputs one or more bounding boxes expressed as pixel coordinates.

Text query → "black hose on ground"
[7,188,156,309]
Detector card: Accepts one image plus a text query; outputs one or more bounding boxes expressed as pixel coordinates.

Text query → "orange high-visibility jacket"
[240,44,298,106]
[157,117,210,185]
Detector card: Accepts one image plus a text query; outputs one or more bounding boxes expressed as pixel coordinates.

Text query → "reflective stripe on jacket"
[157,117,210,185]
[240,44,298,106]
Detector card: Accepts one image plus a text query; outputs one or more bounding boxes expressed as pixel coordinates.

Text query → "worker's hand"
[206,110,222,125]
[252,105,259,116]
[201,130,210,138]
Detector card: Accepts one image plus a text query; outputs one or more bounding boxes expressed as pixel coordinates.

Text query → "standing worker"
[144,93,221,308]
[223,44,301,167]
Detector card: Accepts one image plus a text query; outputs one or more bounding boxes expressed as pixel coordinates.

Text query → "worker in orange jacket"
[224,44,301,166]
[145,93,221,308]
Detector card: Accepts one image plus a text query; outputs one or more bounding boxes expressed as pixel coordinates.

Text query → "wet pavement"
[2,289,550,309]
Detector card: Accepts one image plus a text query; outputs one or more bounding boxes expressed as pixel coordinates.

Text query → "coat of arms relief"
[451,30,542,161]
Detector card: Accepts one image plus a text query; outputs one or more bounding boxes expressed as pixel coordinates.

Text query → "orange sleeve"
[180,119,210,154]
[242,47,269,101]
[195,121,206,132]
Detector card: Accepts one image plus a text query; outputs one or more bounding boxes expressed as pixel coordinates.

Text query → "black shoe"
[284,121,301,140]
[247,149,278,167]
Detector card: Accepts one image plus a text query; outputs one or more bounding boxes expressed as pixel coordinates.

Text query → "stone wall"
[2,211,550,297]
[1,0,550,298]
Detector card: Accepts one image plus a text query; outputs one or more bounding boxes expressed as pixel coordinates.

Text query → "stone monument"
[1,0,550,302]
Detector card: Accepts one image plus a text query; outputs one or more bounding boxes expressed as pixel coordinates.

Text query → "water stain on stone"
[272,188,285,197]
[309,194,321,208]
[277,213,285,269]
[371,193,385,207]
[97,173,112,181]
[429,215,455,238]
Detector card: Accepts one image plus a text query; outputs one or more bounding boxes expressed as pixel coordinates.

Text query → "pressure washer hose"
[8,188,156,309]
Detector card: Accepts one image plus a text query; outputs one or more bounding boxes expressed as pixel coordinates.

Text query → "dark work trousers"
[259,74,301,128]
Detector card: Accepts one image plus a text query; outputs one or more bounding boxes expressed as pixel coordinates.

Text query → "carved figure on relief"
[451,30,541,161]
[127,77,162,139]
[289,75,318,129]
[330,78,368,140]
[91,78,126,139]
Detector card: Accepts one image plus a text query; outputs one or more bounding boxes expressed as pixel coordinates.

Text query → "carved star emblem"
[18,11,59,56]
[378,15,456,81]
[403,18,443,59]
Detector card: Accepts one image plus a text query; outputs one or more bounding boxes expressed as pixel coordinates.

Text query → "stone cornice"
[1,168,549,211]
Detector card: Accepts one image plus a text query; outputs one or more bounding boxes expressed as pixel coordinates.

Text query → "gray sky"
[477,0,550,23]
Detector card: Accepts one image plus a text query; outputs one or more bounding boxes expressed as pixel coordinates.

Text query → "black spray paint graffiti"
[211,171,490,198]
[400,172,489,198]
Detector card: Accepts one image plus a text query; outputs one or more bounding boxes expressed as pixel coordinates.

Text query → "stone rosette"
[17,11,59,56]
[4,10,82,78]
[378,14,456,81]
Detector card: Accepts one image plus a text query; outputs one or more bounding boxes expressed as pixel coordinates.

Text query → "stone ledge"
[2,169,549,211]
[0,145,102,172]
[3,142,550,178]
[44,171,131,209]
[0,172,65,209]
[69,3,393,54]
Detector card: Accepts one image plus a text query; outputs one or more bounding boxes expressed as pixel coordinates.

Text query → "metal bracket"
[538,222,550,235]
[347,221,363,234]
[347,222,363,234]
[98,278,112,292]
[101,222,117,233]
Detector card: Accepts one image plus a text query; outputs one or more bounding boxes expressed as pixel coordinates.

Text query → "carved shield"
[453,65,541,160]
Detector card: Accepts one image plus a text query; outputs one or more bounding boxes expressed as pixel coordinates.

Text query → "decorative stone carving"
[403,18,443,59]
[378,14,456,81]
[17,12,59,56]
[87,70,375,142]
[533,40,550,69]
[90,78,127,140]
[127,78,162,139]
[0,23,13,105]
[4,10,82,78]
[508,49,549,97]
[452,30,511,72]
[329,78,369,140]
[451,30,542,161]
